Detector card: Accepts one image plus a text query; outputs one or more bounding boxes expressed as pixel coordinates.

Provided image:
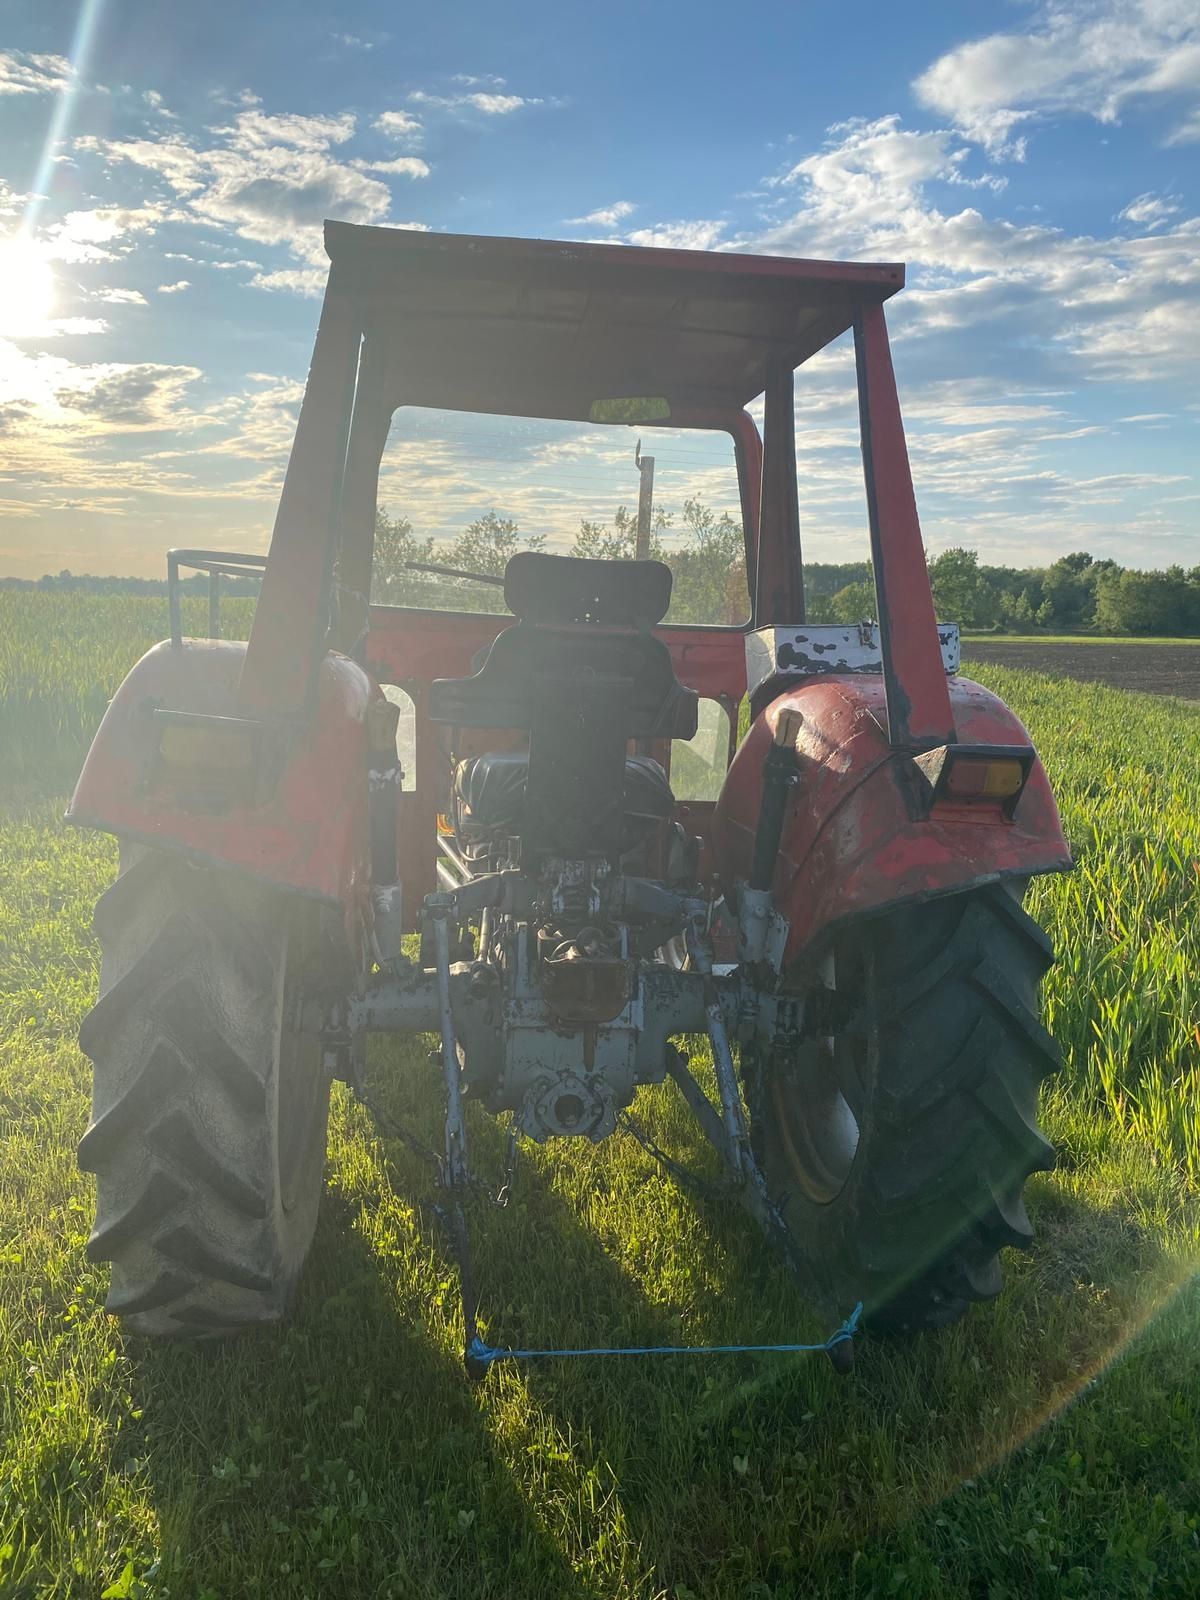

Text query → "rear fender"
[68,639,374,920]
[712,674,1071,970]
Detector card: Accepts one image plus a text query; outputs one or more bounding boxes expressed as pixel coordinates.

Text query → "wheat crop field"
[3,594,1200,1598]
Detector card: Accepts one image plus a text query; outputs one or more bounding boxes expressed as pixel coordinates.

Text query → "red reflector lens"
[944,756,1025,801]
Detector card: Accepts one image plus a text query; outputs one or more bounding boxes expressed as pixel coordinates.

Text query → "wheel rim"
[770,949,862,1204]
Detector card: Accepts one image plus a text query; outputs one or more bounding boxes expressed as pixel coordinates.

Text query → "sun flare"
[0,239,57,338]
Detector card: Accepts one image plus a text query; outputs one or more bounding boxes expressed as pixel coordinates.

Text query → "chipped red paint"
[712,675,1071,968]
[854,305,956,750]
[68,640,374,928]
[238,281,363,719]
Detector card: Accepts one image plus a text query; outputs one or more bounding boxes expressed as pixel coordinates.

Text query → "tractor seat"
[457,750,674,847]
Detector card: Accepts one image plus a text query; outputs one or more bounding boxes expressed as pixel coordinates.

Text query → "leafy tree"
[666,498,747,623]
[1039,553,1097,631]
[1094,567,1200,635]
[929,548,997,629]
[448,510,541,578]
[998,589,1039,631]
[829,580,877,623]
[573,504,669,563]
[369,508,436,605]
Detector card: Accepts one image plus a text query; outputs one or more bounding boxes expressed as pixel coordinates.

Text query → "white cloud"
[1165,105,1200,144]
[0,339,203,429]
[375,110,422,139]
[744,114,1200,385]
[248,266,325,296]
[353,157,431,178]
[464,93,526,114]
[1120,192,1180,228]
[157,280,191,294]
[85,109,394,270]
[625,220,727,250]
[0,49,70,97]
[568,201,636,227]
[45,206,163,264]
[211,108,357,153]
[410,89,536,115]
[914,1,1200,154]
[93,287,147,305]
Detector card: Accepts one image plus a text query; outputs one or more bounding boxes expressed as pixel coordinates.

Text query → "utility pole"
[634,438,655,560]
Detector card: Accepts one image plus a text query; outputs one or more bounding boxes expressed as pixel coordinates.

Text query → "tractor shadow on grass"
[408,1127,1188,1598]
[124,1189,602,1600]
[125,1081,1189,1600]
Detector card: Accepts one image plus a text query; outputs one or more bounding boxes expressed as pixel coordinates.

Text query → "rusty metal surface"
[68,639,374,916]
[712,674,1071,967]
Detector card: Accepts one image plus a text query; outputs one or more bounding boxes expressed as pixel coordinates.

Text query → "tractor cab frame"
[70,225,1071,1359]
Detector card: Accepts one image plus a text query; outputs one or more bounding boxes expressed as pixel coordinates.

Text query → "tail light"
[156,712,259,772]
[152,708,275,807]
[913,743,1035,817]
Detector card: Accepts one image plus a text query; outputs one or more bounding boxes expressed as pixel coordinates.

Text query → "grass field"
[3,599,1200,1598]
[962,634,1200,646]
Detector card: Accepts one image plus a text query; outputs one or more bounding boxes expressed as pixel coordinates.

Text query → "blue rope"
[467,1301,862,1368]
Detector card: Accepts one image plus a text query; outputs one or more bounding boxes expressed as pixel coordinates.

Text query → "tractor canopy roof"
[325,221,904,422]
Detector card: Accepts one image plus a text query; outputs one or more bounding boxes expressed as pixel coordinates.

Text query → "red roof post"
[854,303,956,749]
[755,355,804,625]
[332,337,389,662]
[239,276,363,716]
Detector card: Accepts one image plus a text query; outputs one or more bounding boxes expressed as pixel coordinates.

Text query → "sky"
[0,0,1197,579]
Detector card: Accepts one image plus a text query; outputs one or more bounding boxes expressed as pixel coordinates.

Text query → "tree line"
[7,516,1197,636]
[372,506,1200,635]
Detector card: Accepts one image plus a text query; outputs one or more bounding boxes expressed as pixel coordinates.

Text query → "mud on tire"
[78,845,334,1338]
[758,881,1059,1332]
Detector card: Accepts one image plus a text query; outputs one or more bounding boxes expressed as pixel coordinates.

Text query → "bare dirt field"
[963,639,1200,699]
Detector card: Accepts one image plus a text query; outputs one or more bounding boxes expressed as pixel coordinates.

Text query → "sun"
[0,238,57,338]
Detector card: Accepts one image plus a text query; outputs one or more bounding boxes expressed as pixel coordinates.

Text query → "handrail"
[167,548,267,647]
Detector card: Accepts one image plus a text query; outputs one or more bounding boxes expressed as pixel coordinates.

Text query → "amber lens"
[944,756,1024,800]
[159,724,255,771]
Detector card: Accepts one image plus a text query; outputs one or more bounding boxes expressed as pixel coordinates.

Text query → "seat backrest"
[428,555,698,859]
[427,622,697,739]
[503,551,673,626]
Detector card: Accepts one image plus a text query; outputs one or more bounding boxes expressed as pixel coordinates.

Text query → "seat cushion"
[457,750,674,837]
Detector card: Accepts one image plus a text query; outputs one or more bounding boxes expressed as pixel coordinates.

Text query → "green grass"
[962,634,1200,646]
[4,608,1200,1597]
[0,594,254,786]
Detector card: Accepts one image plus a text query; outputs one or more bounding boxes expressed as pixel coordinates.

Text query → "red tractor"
[70,225,1070,1361]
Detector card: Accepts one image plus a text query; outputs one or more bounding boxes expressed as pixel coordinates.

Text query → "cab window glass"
[372,408,749,626]
[671,698,734,801]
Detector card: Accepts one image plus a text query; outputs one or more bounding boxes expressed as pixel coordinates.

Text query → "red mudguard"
[68,639,374,913]
[712,675,1071,970]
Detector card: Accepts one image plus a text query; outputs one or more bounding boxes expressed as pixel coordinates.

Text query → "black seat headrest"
[503,552,672,626]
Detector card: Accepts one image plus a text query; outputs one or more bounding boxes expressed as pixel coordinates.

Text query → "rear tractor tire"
[758,881,1059,1333]
[78,846,334,1338]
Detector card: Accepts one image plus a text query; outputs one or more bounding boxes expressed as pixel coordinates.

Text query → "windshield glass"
[371,408,750,625]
